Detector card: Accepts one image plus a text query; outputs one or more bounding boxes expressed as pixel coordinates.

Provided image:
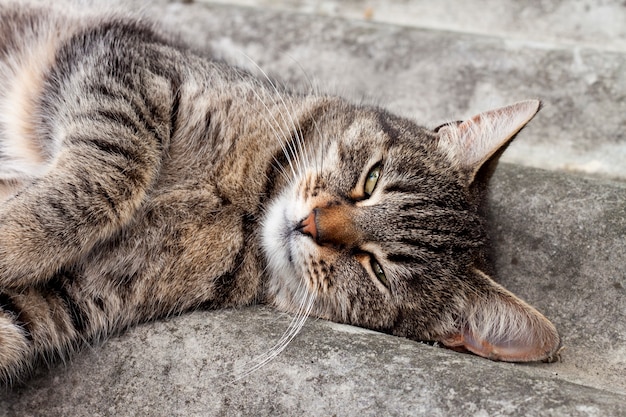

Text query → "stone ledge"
[1,306,625,417]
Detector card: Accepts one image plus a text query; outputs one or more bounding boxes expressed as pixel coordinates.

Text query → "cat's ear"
[440,269,561,362]
[436,100,541,183]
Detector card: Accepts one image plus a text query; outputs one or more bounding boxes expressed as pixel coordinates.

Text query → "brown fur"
[0,2,560,385]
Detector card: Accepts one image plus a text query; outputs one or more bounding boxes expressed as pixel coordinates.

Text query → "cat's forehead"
[318,104,457,187]
[340,112,388,145]
[343,108,436,149]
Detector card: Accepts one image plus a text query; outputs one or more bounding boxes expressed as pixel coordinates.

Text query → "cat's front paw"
[0,308,32,385]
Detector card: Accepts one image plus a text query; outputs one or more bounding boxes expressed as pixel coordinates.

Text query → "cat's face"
[262,99,562,363]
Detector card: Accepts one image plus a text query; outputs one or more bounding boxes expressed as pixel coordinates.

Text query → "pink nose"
[297,211,318,240]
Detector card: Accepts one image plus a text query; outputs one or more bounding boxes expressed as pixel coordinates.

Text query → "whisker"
[284,54,328,178]
[229,64,299,180]
[231,287,316,382]
[238,52,306,179]
[205,51,324,385]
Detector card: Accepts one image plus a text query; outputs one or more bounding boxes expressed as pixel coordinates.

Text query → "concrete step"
[489,163,626,397]
[202,0,626,52]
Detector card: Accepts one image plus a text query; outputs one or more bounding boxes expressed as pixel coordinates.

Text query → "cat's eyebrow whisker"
[281,83,314,181]
[283,89,319,182]
[270,155,292,184]
[287,56,328,178]
[287,53,321,97]
[267,89,307,181]
[257,104,299,181]
[238,52,326,184]
[251,91,297,179]
[309,113,326,178]
[284,54,326,177]
[281,89,310,179]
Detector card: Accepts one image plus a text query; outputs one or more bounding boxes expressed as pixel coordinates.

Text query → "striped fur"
[0,3,560,384]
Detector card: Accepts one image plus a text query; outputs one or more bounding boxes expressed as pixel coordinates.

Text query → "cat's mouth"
[262,199,303,275]
[286,214,310,266]
[261,197,324,310]
[277,210,296,264]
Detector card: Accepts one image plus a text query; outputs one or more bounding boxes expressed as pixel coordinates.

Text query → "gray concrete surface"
[2,0,625,415]
[209,0,626,52]
[489,164,626,397]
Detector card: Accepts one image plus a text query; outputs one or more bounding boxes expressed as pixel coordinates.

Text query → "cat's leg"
[0,260,230,384]
[0,86,171,289]
[0,140,162,288]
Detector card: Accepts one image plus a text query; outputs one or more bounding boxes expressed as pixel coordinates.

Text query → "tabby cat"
[0,2,561,384]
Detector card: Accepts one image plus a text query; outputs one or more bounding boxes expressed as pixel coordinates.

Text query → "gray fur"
[0,2,560,385]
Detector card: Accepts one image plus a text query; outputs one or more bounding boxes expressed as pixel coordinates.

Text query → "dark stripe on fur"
[213,246,247,305]
[69,136,149,190]
[376,109,402,146]
[386,253,427,265]
[169,88,181,139]
[88,83,164,145]
[260,134,298,206]
[92,108,146,136]
[198,255,242,310]
[44,174,118,225]
[399,234,477,251]
[46,197,72,222]
[198,214,256,309]
[384,182,419,195]
[48,273,89,334]
[86,136,143,165]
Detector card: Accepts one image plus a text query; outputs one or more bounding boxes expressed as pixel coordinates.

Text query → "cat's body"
[0,2,560,384]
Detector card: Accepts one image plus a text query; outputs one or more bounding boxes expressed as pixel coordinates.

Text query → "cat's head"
[261,99,561,362]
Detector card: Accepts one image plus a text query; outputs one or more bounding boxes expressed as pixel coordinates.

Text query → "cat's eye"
[363,163,381,197]
[370,258,389,289]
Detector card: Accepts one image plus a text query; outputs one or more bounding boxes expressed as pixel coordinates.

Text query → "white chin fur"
[261,184,313,310]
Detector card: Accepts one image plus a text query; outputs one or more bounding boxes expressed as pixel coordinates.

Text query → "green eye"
[370,258,389,289]
[364,163,381,197]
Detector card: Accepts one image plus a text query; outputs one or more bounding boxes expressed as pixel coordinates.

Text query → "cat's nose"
[296,205,362,248]
[296,211,318,240]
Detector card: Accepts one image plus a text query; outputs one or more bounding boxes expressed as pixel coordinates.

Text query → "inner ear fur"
[436,100,541,186]
[440,268,561,362]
